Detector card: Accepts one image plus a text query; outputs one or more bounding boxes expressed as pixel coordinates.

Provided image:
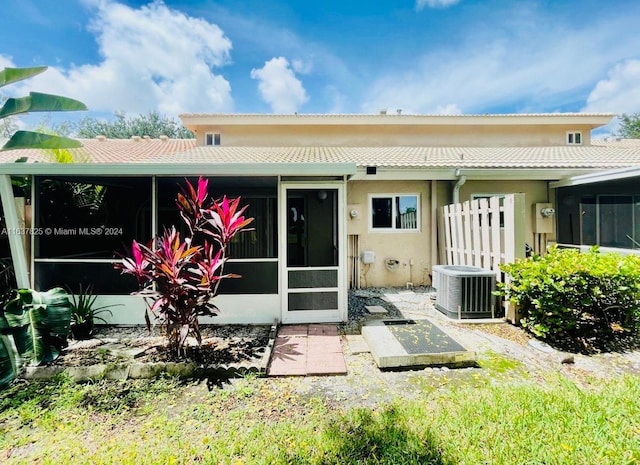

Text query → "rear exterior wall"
[346,180,431,288]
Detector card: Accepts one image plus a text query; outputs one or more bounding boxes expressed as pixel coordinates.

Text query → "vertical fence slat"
[503,195,515,268]
[490,196,502,278]
[479,198,491,269]
[463,200,473,265]
[454,203,465,265]
[471,200,482,267]
[443,204,454,265]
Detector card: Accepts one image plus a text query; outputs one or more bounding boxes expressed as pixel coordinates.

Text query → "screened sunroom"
[0,158,354,325]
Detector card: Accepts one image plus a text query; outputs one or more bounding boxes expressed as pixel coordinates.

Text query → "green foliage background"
[618,113,640,139]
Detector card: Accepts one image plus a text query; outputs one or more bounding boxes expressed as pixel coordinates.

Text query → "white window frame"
[566,131,582,145]
[369,193,420,232]
[205,132,221,146]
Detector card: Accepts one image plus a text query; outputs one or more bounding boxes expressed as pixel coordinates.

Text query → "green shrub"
[498,246,640,340]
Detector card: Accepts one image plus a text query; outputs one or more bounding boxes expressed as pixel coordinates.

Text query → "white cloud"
[251,57,308,113]
[362,6,640,115]
[16,0,233,116]
[435,104,462,115]
[583,59,640,114]
[291,59,312,75]
[0,54,15,71]
[323,85,348,113]
[415,0,460,10]
[204,6,353,86]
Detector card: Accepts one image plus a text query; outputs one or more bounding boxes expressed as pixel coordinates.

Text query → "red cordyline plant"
[115,177,253,354]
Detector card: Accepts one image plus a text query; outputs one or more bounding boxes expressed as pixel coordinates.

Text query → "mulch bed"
[55,325,271,368]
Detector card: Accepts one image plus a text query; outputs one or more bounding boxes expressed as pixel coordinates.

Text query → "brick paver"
[268,324,347,376]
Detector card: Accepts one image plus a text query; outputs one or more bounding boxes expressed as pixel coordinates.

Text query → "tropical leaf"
[38,288,73,338]
[0,66,87,152]
[5,305,49,366]
[0,335,17,389]
[204,195,254,245]
[2,288,71,367]
[1,131,83,151]
[0,66,47,88]
[0,92,87,119]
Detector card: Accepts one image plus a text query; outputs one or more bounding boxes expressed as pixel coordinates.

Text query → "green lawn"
[1,371,639,464]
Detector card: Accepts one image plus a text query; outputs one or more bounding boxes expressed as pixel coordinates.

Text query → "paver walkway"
[268,324,347,376]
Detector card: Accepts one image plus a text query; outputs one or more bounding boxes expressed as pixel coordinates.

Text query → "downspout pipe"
[452,169,466,204]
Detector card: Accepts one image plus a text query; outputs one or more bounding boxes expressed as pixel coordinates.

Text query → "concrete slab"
[365,305,388,315]
[362,319,476,369]
[345,335,370,354]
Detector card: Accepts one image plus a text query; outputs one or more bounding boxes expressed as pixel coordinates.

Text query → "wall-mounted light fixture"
[540,207,555,217]
[349,209,358,219]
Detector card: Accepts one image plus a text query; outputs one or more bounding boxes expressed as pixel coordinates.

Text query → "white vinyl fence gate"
[439,194,526,316]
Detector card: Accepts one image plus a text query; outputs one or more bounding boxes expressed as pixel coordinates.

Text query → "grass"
[1,371,639,464]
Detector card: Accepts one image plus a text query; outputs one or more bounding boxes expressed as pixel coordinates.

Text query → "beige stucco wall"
[347,180,431,288]
[194,124,595,147]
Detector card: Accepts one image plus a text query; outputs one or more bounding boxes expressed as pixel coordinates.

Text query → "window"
[157,177,277,259]
[579,195,638,248]
[205,133,221,146]
[34,176,152,294]
[566,131,582,145]
[35,176,152,259]
[370,194,419,231]
[156,176,278,295]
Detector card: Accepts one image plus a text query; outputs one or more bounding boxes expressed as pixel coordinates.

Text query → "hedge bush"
[498,246,640,341]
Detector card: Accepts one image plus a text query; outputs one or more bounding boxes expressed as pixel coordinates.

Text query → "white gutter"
[0,162,357,177]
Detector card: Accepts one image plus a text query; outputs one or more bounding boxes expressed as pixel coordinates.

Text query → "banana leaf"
[1,131,83,151]
[0,92,88,119]
[3,288,71,366]
[0,66,47,88]
[0,335,17,389]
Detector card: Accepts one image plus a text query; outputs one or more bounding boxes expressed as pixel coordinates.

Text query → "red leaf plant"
[115,177,253,354]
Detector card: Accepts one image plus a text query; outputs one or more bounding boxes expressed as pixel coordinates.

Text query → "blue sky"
[1,0,640,129]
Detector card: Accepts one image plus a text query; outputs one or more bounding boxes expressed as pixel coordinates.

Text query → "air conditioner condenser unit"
[432,265,497,319]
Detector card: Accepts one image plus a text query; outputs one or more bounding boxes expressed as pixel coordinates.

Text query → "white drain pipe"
[452,169,466,205]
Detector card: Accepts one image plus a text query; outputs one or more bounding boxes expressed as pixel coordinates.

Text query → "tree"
[0,66,87,151]
[75,111,194,139]
[618,113,640,139]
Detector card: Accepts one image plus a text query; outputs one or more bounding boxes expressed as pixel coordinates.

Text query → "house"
[2,112,640,325]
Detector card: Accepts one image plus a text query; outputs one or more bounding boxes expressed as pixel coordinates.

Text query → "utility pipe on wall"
[452,169,466,205]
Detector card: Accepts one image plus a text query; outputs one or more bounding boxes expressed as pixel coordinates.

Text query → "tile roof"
[0,138,196,164]
[591,138,640,148]
[157,145,640,169]
[2,138,640,170]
